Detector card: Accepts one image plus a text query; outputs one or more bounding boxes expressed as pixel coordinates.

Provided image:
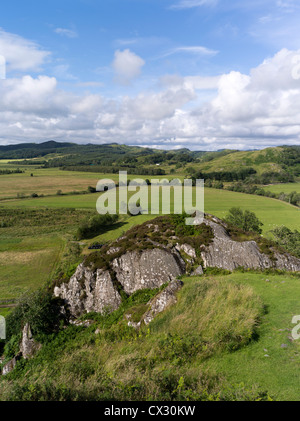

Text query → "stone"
[20,323,41,359]
[1,353,22,375]
[201,217,300,272]
[54,214,300,321]
[112,249,185,295]
[191,265,204,276]
[54,264,122,318]
[142,279,183,325]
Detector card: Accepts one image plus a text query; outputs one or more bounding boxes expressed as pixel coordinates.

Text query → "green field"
[199,271,300,400]
[264,183,300,195]
[1,187,299,233]
[0,153,300,401]
[0,163,186,200]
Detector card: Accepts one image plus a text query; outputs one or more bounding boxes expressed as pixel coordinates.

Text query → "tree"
[226,207,263,234]
[271,226,300,258]
[75,213,119,240]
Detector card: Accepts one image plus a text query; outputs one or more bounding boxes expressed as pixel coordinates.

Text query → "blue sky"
[0,0,300,150]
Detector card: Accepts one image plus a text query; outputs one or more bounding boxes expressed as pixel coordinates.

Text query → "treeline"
[60,165,166,176]
[0,168,24,175]
[190,168,294,184]
[192,168,257,182]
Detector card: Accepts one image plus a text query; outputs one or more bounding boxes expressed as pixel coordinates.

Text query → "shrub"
[225,207,263,234]
[75,214,119,240]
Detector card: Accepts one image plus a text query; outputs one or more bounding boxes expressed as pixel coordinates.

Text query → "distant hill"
[191,146,300,183]
[0,141,299,182]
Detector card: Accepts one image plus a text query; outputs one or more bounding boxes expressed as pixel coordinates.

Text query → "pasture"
[1,187,299,234]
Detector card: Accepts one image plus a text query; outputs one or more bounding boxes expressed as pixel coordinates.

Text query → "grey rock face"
[54,264,121,318]
[143,279,183,325]
[191,265,204,276]
[54,214,300,320]
[20,323,41,359]
[201,218,300,272]
[175,243,196,259]
[112,248,185,295]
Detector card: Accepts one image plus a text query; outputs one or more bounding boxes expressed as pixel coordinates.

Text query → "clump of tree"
[0,168,24,175]
[271,226,300,258]
[225,207,263,234]
[76,214,119,240]
[5,289,67,346]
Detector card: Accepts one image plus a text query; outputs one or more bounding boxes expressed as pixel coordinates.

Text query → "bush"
[5,289,67,342]
[75,214,119,240]
[225,207,263,234]
[271,226,300,258]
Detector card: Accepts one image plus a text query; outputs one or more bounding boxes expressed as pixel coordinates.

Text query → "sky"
[0,0,300,150]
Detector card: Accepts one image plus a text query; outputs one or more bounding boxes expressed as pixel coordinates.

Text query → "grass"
[3,271,300,400]
[0,275,272,401]
[0,208,97,301]
[0,163,185,200]
[196,271,300,401]
[264,182,300,195]
[1,187,299,234]
[0,235,63,300]
[196,147,283,174]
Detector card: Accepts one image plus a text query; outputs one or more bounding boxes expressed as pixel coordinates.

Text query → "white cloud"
[161,46,218,58]
[112,49,145,85]
[1,48,300,150]
[170,0,218,10]
[0,29,50,72]
[54,28,78,38]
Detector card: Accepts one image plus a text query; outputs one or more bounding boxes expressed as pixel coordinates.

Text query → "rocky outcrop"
[54,264,122,318]
[143,279,183,325]
[20,323,41,359]
[201,217,300,272]
[54,214,300,320]
[111,249,185,295]
[126,279,183,329]
[1,323,41,376]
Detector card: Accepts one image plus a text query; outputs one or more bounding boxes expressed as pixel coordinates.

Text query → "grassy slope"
[196,147,283,174]
[200,272,300,401]
[1,272,300,400]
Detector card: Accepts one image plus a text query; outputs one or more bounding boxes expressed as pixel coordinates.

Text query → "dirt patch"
[0,250,50,265]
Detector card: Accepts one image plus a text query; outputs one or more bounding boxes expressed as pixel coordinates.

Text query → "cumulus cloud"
[1,48,300,150]
[112,49,145,85]
[0,29,50,72]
